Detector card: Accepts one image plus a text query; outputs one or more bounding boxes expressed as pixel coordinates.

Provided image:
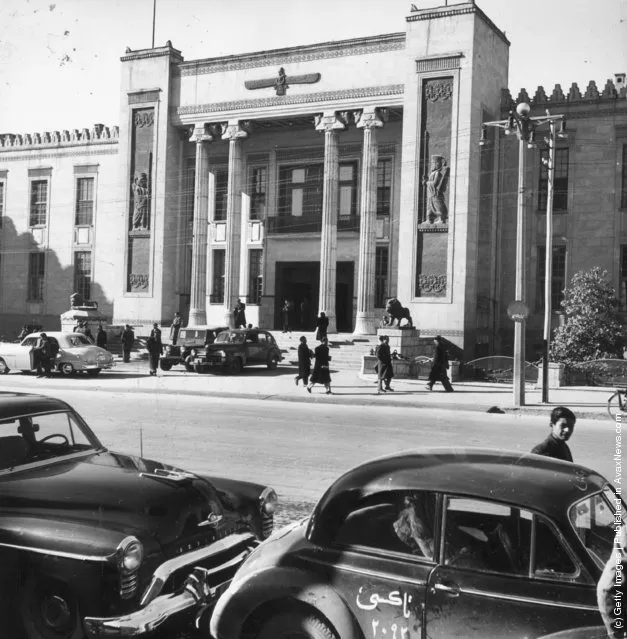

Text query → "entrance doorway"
[274,261,354,332]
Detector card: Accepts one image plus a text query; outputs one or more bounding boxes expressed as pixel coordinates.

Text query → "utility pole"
[480,104,565,408]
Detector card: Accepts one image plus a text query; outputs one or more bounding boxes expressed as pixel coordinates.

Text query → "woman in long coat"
[315,312,329,342]
[426,335,454,392]
[294,336,313,386]
[307,337,332,394]
[375,335,394,393]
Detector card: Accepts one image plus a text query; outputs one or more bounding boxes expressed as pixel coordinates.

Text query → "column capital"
[314,111,349,133]
[189,123,216,143]
[221,120,251,141]
[355,107,388,130]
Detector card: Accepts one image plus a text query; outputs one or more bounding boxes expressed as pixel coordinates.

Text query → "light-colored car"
[0,331,115,376]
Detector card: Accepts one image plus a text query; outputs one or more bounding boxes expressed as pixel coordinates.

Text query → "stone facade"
[4,2,621,360]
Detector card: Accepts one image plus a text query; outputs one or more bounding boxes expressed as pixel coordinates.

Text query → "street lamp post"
[481,105,566,408]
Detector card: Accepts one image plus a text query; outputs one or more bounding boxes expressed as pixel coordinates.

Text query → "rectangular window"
[0,181,4,228]
[214,169,228,221]
[248,249,263,305]
[28,252,45,301]
[75,177,94,226]
[250,167,267,220]
[622,144,627,209]
[30,180,48,226]
[73,251,92,301]
[538,148,569,211]
[375,246,389,308]
[377,158,392,216]
[338,161,358,217]
[211,249,225,303]
[278,164,324,220]
[537,245,567,311]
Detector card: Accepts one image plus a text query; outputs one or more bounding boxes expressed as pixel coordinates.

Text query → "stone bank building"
[0,0,625,359]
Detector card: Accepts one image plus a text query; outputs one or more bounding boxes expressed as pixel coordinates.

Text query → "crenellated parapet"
[0,124,119,150]
[501,76,627,114]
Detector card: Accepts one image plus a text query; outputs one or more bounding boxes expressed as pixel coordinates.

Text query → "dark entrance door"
[275,261,354,332]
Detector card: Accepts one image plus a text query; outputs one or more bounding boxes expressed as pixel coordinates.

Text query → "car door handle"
[431,582,460,597]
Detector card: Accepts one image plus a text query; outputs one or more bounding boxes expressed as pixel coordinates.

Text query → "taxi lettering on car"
[210,448,625,639]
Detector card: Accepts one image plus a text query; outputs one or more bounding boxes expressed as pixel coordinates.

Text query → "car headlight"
[259,487,278,515]
[116,536,144,573]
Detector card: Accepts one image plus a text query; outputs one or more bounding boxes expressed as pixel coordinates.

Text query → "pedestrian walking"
[425,335,454,392]
[34,332,52,378]
[282,300,292,333]
[121,324,135,363]
[96,324,107,350]
[169,312,182,345]
[315,312,328,342]
[375,335,394,393]
[295,336,313,386]
[147,323,163,376]
[233,300,247,329]
[307,336,332,394]
[530,406,576,462]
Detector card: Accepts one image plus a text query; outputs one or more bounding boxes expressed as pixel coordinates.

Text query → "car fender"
[211,566,362,639]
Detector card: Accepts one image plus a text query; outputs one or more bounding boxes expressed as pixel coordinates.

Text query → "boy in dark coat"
[295,336,313,386]
[530,406,576,462]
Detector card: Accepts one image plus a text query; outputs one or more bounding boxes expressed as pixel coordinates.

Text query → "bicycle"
[607,388,627,420]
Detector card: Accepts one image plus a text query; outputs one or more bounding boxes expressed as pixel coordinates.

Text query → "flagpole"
[151,0,156,48]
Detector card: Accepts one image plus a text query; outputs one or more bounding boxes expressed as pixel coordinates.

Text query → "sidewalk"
[0,358,613,420]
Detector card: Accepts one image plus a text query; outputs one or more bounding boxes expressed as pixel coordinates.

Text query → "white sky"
[0,0,625,133]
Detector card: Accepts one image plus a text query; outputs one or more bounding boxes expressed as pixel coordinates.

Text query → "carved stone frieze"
[417,274,447,294]
[128,274,150,290]
[221,121,251,141]
[314,111,348,132]
[424,80,453,102]
[134,110,155,128]
[355,107,387,129]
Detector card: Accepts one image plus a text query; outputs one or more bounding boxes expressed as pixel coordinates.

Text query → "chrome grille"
[262,512,274,539]
[120,569,139,599]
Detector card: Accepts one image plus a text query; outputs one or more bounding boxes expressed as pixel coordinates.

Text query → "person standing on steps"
[170,312,182,345]
[307,336,332,395]
[121,324,135,363]
[425,335,454,392]
[295,336,314,387]
[315,312,329,342]
[375,335,394,393]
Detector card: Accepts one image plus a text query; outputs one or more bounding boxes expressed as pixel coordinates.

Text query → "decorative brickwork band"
[128,90,161,105]
[415,53,463,74]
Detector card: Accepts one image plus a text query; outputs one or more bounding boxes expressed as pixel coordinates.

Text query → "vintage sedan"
[160,325,228,372]
[193,328,283,375]
[0,331,115,376]
[211,448,624,639]
[0,392,278,639]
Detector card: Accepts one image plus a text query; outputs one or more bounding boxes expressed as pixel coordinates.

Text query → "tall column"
[221,120,249,327]
[354,107,385,335]
[315,111,347,334]
[188,123,213,326]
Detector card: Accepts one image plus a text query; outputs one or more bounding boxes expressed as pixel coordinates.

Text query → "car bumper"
[84,532,256,637]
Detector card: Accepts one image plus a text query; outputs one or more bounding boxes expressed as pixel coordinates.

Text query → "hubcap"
[41,594,71,629]
[61,364,72,375]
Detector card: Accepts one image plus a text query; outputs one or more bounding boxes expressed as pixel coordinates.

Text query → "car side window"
[258,333,267,343]
[443,497,580,581]
[333,491,437,560]
[22,337,38,347]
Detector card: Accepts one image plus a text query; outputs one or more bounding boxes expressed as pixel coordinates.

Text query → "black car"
[211,448,624,639]
[0,392,278,639]
[160,325,228,371]
[193,329,283,375]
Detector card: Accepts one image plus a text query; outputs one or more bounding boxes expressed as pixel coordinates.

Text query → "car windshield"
[569,486,626,568]
[215,332,245,344]
[179,330,204,340]
[64,335,93,347]
[0,410,102,473]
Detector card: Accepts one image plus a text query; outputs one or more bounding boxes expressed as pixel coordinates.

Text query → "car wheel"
[159,361,172,371]
[59,363,74,376]
[86,369,100,376]
[194,361,205,374]
[256,611,337,639]
[185,362,194,372]
[267,354,278,370]
[0,358,9,374]
[19,575,84,639]
[228,357,242,375]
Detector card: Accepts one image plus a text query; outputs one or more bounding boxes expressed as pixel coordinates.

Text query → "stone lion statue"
[385,298,413,328]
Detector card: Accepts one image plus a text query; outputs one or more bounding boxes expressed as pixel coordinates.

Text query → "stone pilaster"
[188,124,213,326]
[315,111,347,334]
[354,107,385,335]
[221,121,249,327]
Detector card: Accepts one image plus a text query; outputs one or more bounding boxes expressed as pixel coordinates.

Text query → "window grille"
[73,251,92,301]
[214,170,228,221]
[30,180,48,226]
[250,167,267,220]
[75,177,94,226]
[377,158,392,216]
[375,246,389,308]
[538,148,569,211]
[248,249,263,305]
[28,252,45,301]
[212,249,225,303]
